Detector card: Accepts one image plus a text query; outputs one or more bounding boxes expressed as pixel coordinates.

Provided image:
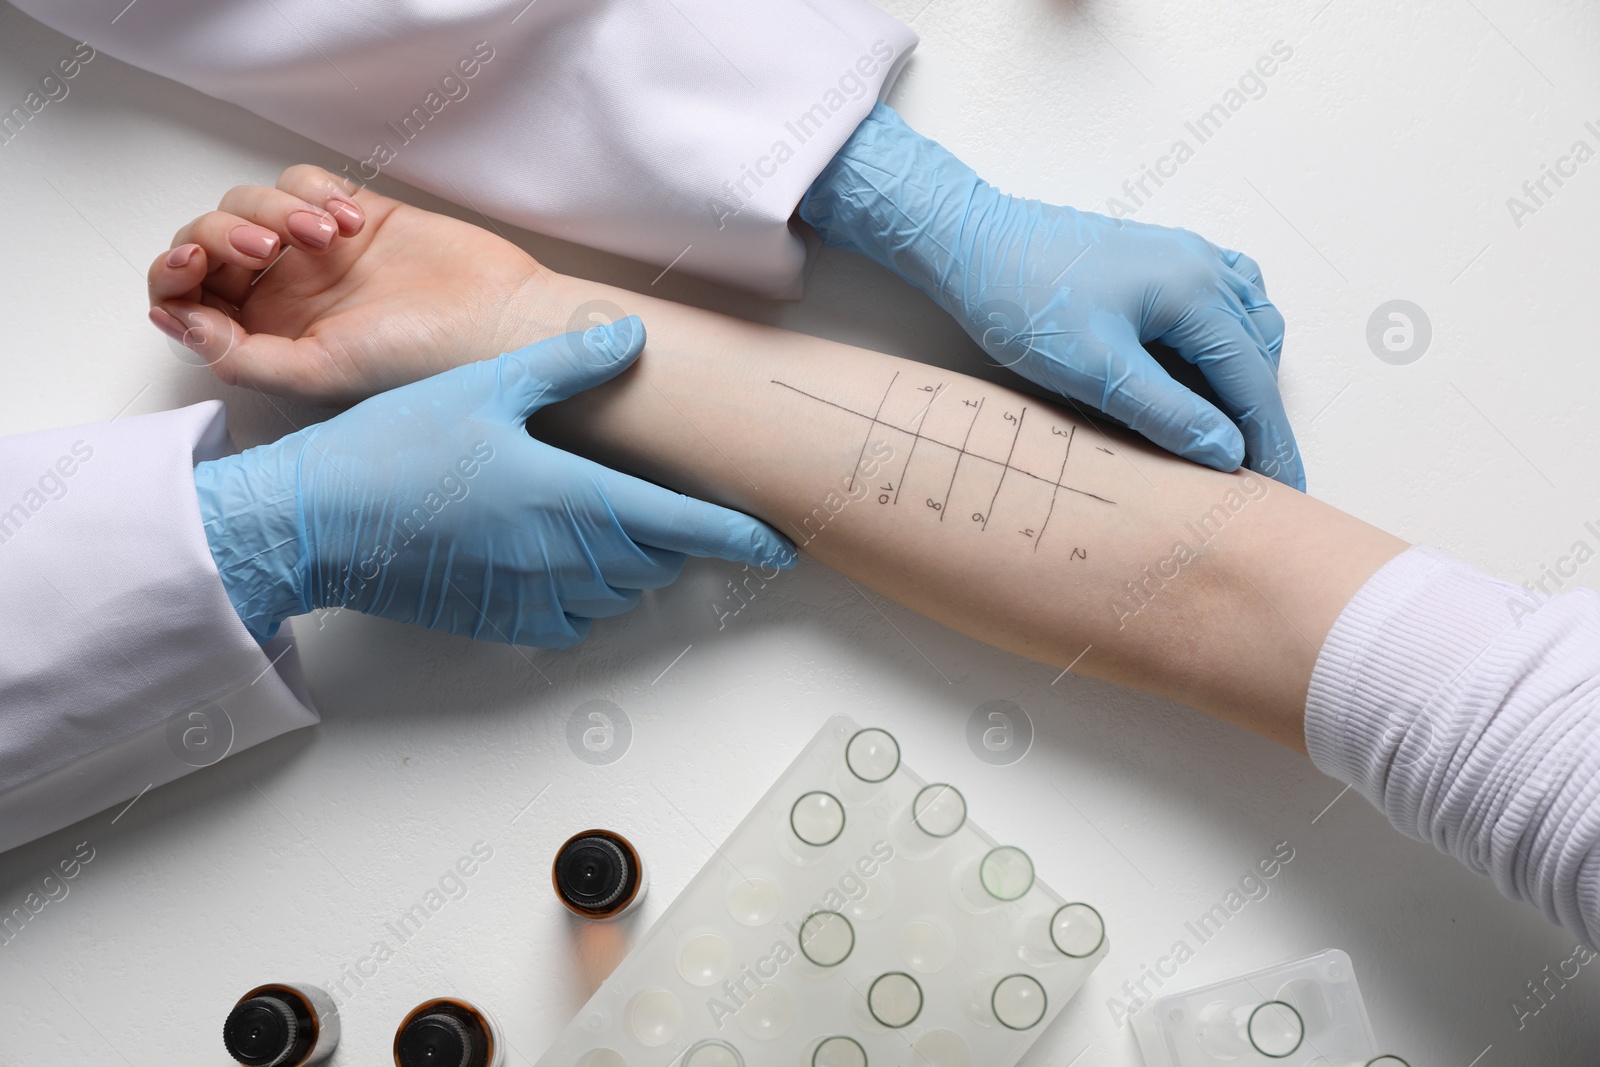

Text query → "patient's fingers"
[273,164,367,237]
[158,202,330,311]
[147,241,205,305]
[169,209,284,275]
[147,239,254,312]
[148,299,344,404]
[216,184,340,251]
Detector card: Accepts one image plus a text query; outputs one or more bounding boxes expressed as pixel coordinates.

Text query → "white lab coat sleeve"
[0,402,317,854]
[1305,545,1600,947]
[6,0,918,298]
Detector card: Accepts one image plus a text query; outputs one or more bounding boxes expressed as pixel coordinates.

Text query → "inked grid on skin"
[772,375,1117,554]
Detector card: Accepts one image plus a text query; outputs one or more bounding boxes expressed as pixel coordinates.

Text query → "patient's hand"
[148,164,562,406]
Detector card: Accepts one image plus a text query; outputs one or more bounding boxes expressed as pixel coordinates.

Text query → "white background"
[2,0,1599,1064]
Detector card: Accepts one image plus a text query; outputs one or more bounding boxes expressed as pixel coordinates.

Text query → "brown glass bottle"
[224,983,339,1067]
[552,828,647,920]
[394,997,504,1067]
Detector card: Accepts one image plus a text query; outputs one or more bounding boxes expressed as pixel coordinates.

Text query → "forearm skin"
[524,273,1408,751]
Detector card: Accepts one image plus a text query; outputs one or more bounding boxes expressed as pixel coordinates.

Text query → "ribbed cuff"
[1304,545,1511,810]
[1306,543,1600,946]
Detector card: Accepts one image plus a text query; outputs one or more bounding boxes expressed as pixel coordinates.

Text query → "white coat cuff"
[0,402,318,854]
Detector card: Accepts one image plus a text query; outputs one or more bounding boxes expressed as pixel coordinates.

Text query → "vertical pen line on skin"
[848,371,899,492]
[1035,424,1075,552]
[939,396,985,519]
[893,381,947,503]
[1056,394,1153,487]
[980,406,1026,530]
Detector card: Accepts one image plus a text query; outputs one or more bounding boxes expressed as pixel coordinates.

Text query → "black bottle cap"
[224,995,298,1067]
[396,1011,475,1067]
[554,833,635,913]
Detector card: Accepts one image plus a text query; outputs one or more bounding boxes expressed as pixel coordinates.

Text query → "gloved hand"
[192,317,796,645]
[800,103,1304,491]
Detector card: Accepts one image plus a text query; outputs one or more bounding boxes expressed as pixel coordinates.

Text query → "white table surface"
[2,1,1598,1064]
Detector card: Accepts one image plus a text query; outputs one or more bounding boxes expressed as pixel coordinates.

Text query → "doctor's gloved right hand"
[191,318,796,646]
[801,104,1304,491]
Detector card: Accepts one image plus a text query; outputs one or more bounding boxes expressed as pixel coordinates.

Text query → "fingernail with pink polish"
[166,243,199,269]
[326,196,363,230]
[287,210,336,249]
[149,307,190,344]
[228,224,278,259]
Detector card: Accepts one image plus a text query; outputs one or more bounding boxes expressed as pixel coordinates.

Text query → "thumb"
[494,315,647,420]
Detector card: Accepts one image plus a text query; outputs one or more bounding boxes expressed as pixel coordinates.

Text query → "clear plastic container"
[1131,949,1405,1067]
[534,715,1108,1067]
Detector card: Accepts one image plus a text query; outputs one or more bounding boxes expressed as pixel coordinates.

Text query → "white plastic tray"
[534,715,1109,1067]
[1131,949,1384,1067]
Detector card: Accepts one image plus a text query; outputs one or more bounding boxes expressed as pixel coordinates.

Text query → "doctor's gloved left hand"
[191,318,796,645]
[801,104,1304,491]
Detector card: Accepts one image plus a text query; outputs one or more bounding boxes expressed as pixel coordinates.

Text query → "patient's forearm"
[528,276,1408,751]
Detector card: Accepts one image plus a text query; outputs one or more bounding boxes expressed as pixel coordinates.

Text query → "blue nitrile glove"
[800,103,1305,491]
[192,317,796,645]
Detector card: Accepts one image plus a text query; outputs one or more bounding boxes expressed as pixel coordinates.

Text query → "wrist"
[192,445,310,642]
[487,267,606,357]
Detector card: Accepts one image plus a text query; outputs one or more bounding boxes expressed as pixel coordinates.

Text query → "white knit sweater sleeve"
[1306,545,1600,946]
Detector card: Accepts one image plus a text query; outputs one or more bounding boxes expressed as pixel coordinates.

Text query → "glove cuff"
[799,102,994,310]
[192,445,310,642]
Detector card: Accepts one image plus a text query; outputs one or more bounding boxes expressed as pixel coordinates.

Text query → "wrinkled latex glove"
[192,318,796,645]
[800,103,1304,491]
